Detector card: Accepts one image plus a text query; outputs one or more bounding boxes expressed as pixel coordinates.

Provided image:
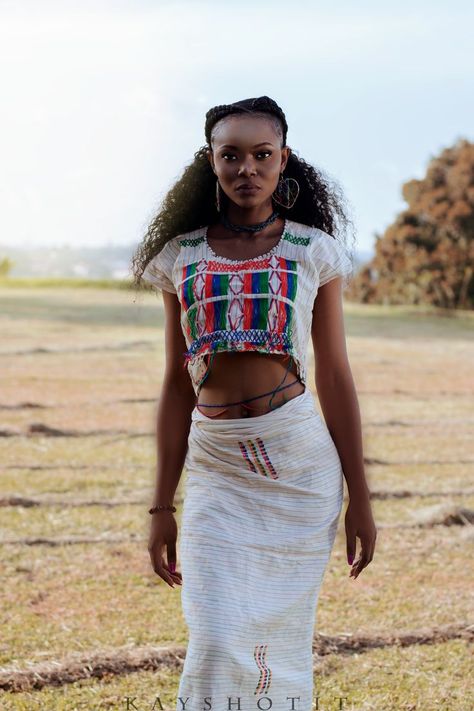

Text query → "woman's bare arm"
[311,277,376,578]
[150,289,197,508]
[311,277,369,498]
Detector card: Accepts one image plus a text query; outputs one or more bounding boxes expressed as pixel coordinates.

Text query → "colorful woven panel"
[179,254,298,363]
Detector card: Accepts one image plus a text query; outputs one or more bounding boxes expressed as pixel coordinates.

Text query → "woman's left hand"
[344,495,377,579]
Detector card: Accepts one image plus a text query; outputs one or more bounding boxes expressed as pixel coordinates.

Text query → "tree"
[0,257,14,277]
[348,138,474,309]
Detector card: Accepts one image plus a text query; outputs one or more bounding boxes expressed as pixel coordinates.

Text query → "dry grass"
[1,286,473,709]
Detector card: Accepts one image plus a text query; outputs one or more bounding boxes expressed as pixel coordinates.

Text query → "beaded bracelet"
[148,504,176,515]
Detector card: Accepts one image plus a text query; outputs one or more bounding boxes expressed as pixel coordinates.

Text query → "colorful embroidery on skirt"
[253,643,272,695]
[238,441,257,473]
[256,437,279,479]
[238,438,279,479]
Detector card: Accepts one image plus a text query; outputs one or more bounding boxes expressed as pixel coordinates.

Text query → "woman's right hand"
[147,512,183,588]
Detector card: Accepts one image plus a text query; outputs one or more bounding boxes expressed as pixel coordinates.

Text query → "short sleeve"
[311,229,353,288]
[141,239,179,294]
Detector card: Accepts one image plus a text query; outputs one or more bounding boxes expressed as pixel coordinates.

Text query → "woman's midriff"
[196,351,306,419]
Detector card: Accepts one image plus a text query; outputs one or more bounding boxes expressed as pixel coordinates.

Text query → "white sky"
[0,0,472,253]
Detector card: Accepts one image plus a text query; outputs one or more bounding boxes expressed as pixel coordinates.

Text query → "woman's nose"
[238,162,256,175]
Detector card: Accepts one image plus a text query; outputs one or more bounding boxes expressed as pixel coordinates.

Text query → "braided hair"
[204,96,289,147]
[132,95,355,287]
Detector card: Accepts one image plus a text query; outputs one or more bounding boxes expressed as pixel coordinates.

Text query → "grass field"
[1,285,473,710]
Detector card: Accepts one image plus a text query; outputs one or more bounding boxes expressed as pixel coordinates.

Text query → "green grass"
[0,277,135,289]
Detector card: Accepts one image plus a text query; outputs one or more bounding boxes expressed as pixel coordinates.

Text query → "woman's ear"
[281,146,291,172]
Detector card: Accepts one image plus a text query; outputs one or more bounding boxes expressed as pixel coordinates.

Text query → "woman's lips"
[236,186,260,193]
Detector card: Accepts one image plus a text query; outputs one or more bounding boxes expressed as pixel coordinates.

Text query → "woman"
[133,96,377,710]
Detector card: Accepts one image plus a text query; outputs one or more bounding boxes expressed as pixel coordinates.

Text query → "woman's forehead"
[212,115,279,147]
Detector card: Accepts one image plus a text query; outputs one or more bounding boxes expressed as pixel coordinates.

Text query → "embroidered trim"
[254,643,272,695]
[247,440,268,477]
[179,235,205,248]
[283,233,311,246]
[183,329,294,362]
[202,255,296,273]
[205,221,289,264]
[238,438,279,480]
[238,441,257,473]
[256,437,279,479]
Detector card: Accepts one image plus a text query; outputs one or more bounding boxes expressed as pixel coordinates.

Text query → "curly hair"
[131,95,356,288]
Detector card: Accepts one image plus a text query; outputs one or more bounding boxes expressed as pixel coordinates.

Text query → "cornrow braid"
[204,95,288,147]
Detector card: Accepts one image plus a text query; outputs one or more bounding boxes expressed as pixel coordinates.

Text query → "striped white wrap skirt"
[177,387,344,710]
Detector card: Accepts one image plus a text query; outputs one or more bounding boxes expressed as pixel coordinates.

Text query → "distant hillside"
[0,244,135,279]
[0,243,373,280]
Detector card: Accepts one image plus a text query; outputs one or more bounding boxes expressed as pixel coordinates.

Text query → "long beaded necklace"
[219,210,280,233]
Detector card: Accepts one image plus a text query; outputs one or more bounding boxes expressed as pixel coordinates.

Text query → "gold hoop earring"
[272,173,300,209]
[215,179,221,213]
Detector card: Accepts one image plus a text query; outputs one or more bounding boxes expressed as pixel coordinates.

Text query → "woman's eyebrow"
[219,142,274,149]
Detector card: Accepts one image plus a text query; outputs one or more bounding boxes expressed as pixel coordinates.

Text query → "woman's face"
[208,115,290,209]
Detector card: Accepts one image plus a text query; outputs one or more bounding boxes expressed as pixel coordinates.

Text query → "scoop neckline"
[204,217,289,263]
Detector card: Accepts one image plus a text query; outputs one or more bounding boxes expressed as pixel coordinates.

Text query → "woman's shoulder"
[285,218,332,243]
[287,219,347,252]
[175,225,207,248]
[286,219,353,284]
[284,219,335,254]
[154,226,206,253]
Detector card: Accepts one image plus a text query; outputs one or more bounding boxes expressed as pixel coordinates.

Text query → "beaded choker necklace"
[219,210,280,234]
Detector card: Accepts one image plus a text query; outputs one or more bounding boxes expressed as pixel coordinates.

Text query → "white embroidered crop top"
[141,218,353,396]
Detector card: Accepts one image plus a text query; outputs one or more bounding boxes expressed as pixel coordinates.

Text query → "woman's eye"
[221,151,272,160]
